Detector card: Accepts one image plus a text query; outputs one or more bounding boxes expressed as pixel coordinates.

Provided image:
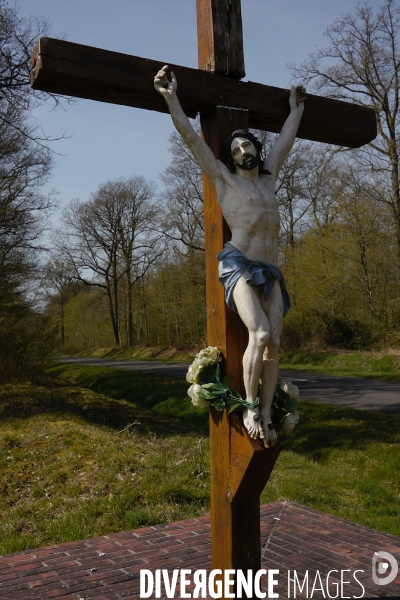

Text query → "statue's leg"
[232,272,270,439]
[259,280,284,447]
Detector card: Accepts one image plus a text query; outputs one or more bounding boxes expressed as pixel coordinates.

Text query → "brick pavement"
[0,502,399,599]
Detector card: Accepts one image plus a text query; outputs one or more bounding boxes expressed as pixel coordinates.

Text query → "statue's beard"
[235,153,258,171]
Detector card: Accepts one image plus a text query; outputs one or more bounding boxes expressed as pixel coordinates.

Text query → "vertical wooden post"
[201,107,280,593]
[196,0,245,78]
[197,2,281,597]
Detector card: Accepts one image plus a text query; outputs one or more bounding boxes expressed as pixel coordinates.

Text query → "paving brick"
[0,502,399,599]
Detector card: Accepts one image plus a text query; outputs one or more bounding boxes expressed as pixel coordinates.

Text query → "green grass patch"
[65,345,195,364]
[47,362,208,434]
[279,349,400,380]
[263,401,400,536]
[0,380,210,555]
[0,364,399,554]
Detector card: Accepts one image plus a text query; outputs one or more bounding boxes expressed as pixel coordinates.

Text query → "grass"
[47,362,208,434]
[64,345,196,364]
[0,375,209,555]
[0,362,399,555]
[279,349,400,380]
[261,402,400,536]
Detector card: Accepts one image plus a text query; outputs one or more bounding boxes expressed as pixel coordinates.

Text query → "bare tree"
[275,140,314,252]
[0,103,54,269]
[161,128,204,253]
[111,177,165,347]
[289,0,400,266]
[58,177,163,347]
[0,1,59,275]
[42,257,80,346]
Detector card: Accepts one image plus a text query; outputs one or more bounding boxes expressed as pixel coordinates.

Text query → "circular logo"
[372,551,398,586]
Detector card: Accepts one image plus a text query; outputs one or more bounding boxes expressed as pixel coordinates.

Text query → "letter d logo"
[372,551,398,586]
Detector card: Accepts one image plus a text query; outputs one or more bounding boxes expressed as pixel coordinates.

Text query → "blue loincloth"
[217,242,290,316]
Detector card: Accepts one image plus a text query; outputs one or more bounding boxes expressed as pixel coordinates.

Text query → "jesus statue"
[155,66,305,448]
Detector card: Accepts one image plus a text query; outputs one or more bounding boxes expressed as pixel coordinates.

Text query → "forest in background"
[2,1,400,385]
[48,129,400,354]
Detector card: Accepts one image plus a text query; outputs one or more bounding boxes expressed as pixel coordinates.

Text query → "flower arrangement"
[187,346,299,433]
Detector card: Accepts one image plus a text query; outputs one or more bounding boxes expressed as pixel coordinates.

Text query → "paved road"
[57,356,400,415]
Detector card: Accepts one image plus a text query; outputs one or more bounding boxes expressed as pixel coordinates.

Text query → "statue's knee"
[255,329,270,348]
[268,336,281,353]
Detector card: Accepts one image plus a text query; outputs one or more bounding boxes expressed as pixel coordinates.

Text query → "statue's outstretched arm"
[154,66,222,184]
[264,86,305,179]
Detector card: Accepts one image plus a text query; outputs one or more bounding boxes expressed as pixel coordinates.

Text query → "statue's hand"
[289,85,306,110]
[154,65,177,98]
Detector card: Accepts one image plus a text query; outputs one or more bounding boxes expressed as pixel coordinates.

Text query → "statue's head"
[220,129,270,174]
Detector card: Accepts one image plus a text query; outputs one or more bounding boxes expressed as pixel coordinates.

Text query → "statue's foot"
[243,407,264,439]
[261,414,278,448]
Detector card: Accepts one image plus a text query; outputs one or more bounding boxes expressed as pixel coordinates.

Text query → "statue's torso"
[216,172,279,265]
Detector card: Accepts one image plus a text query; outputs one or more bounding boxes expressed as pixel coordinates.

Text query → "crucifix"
[31,0,376,595]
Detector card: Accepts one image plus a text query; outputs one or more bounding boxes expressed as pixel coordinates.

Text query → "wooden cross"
[31,1,376,594]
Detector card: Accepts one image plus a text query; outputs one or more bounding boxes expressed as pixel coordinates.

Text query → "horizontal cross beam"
[31,37,377,148]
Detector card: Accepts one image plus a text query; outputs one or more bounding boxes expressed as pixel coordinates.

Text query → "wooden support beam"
[196,0,245,78]
[31,37,377,148]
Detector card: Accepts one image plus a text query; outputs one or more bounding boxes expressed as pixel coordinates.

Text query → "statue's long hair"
[220,129,271,174]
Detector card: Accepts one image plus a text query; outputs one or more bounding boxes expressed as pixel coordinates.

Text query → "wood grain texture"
[31,37,377,148]
[196,0,245,78]
[229,412,281,503]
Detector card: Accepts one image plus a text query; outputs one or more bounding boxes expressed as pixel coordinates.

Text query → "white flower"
[186,360,200,383]
[280,379,299,399]
[186,347,221,383]
[197,346,221,363]
[187,383,208,408]
[280,412,300,434]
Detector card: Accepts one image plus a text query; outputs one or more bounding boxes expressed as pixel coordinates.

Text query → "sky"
[19,0,384,219]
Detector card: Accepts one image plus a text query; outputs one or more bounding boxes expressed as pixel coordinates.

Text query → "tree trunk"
[389,141,400,275]
[126,273,134,347]
[359,242,375,319]
[60,298,65,346]
[141,279,150,345]
[106,279,120,346]
[112,251,121,346]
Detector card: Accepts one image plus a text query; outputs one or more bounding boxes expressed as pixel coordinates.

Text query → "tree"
[58,177,163,347]
[275,139,314,252]
[0,2,59,381]
[0,103,54,268]
[159,127,206,318]
[290,0,400,268]
[0,0,69,131]
[161,128,204,254]
[281,160,398,350]
[111,177,165,346]
[42,257,80,347]
[0,1,57,267]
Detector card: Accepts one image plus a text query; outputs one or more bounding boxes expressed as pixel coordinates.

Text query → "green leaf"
[285,397,299,413]
[228,402,243,414]
[223,374,233,387]
[274,387,291,401]
[201,383,226,394]
[197,389,216,399]
[209,399,225,411]
[198,365,217,384]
